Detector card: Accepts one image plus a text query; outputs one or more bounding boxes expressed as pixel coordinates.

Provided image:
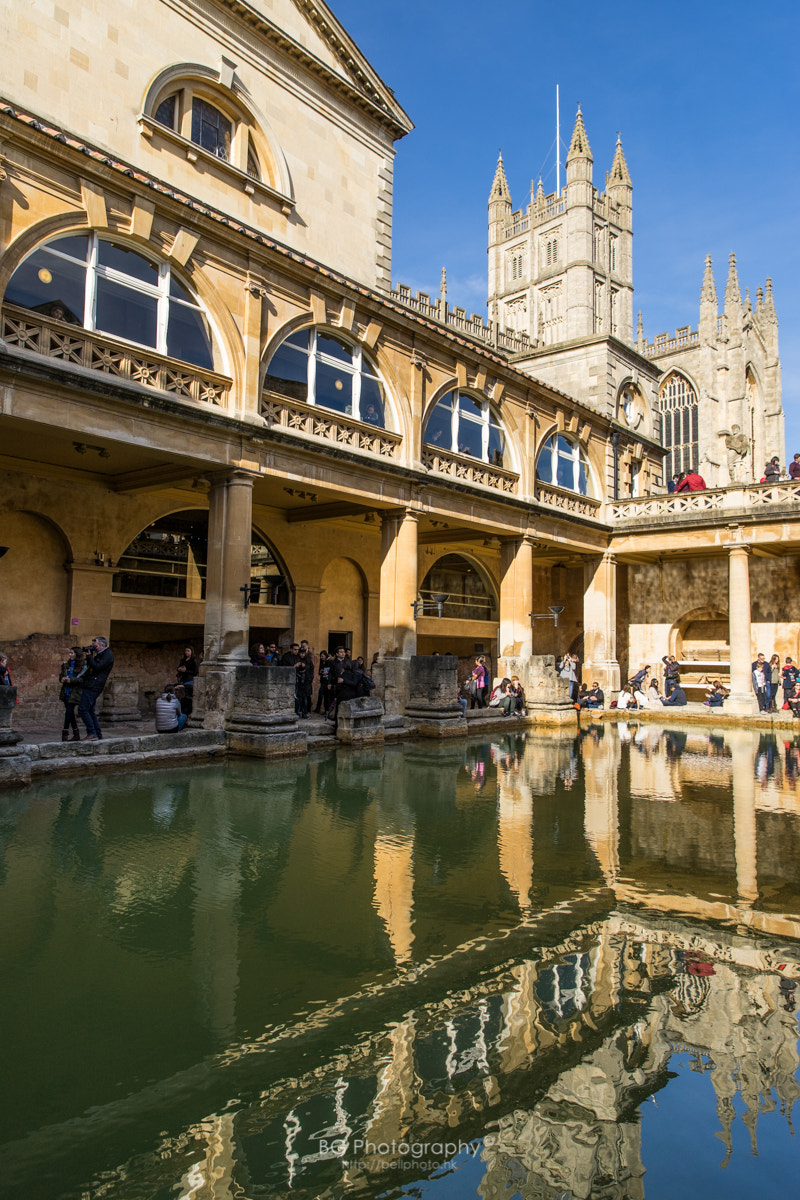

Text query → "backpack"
[357,673,375,697]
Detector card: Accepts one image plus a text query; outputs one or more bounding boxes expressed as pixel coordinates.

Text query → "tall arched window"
[536,433,591,495]
[659,373,698,479]
[264,328,386,426]
[5,233,214,369]
[423,390,504,465]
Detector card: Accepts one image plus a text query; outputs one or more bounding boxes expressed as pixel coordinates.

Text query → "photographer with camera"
[77,635,114,741]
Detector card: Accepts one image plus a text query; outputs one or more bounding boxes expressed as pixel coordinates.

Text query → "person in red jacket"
[675,470,707,492]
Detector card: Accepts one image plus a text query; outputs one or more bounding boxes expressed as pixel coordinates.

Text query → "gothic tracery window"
[658,372,698,480]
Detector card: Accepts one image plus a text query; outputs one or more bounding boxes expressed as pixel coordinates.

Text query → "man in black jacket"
[78,635,114,741]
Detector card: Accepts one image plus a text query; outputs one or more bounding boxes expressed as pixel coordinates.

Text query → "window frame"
[535,432,593,496]
[264,327,388,427]
[423,389,506,467]
[6,232,217,370]
[658,372,698,481]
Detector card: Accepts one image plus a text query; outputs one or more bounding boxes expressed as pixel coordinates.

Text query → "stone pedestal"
[0,687,31,788]
[498,654,578,727]
[223,665,307,758]
[371,657,410,728]
[405,655,465,737]
[100,678,142,723]
[336,696,385,744]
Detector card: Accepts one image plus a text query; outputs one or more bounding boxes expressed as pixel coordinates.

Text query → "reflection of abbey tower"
[488,109,784,489]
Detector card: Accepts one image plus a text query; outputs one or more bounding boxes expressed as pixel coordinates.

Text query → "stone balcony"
[609,481,800,529]
[1,304,231,406]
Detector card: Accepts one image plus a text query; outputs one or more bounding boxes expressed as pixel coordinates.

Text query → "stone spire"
[439,266,447,305]
[489,152,511,203]
[536,176,544,208]
[566,106,592,162]
[724,252,743,344]
[699,254,718,344]
[636,310,644,351]
[608,135,631,186]
[763,276,777,323]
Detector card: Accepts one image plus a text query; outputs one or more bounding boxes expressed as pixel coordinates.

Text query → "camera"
[72,645,92,654]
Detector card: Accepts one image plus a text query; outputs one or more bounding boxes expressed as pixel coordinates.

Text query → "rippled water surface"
[1,722,799,1199]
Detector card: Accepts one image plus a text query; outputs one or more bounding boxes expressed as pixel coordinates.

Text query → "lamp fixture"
[412,592,449,620]
[529,604,565,628]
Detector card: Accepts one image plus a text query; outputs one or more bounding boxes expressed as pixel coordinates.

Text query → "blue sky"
[331,0,800,456]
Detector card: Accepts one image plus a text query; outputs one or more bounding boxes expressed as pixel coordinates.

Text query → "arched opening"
[263,327,388,427]
[422,389,505,465]
[417,553,499,669]
[669,608,730,701]
[4,232,217,370]
[319,558,367,658]
[535,433,593,495]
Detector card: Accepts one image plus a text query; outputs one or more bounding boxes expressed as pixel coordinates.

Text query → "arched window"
[419,554,497,621]
[423,390,505,466]
[5,233,214,369]
[264,328,386,426]
[113,511,290,604]
[658,373,698,479]
[536,433,591,494]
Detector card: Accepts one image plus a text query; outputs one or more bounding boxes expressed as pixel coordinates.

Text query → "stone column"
[499,536,534,659]
[379,509,419,658]
[583,551,620,693]
[203,470,254,663]
[728,729,758,906]
[726,543,758,714]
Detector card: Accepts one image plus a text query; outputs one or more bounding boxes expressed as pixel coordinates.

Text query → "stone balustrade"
[2,304,231,406]
[388,286,532,354]
[535,482,603,519]
[610,481,800,524]
[260,393,402,458]
[421,446,519,493]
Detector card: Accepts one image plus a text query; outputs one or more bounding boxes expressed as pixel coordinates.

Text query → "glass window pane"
[169,277,194,303]
[556,434,572,455]
[266,342,308,383]
[166,303,213,369]
[577,459,588,494]
[154,95,176,129]
[191,99,231,160]
[536,437,554,483]
[456,414,483,459]
[423,400,453,449]
[458,393,483,417]
[316,360,353,413]
[98,241,158,285]
[317,334,354,365]
[95,277,158,347]
[6,247,87,324]
[487,422,504,466]
[359,375,384,426]
[48,235,91,262]
[284,329,310,350]
[556,451,574,490]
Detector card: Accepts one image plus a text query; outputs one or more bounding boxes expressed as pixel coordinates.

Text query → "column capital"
[725,541,752,556]
[207,467,256,489]
[381,507,421,529]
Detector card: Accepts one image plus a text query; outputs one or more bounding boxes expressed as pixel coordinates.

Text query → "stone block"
[223,664,307,757]
[336,696,384,744]
[0,686,23,747]
[0,752,31,789]
[100,678,141,723]
[405,655,466,737]
[372,657,409,718]
[498,654,578,728]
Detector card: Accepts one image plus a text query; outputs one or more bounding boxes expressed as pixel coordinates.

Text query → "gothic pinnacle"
[489,152,511,203]
[700,254,717,307]
[724,251,742,311]
[609,134,631,186]
[566,107,592,160]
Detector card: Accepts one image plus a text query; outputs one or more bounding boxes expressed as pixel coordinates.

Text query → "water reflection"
[0,725,798,1200]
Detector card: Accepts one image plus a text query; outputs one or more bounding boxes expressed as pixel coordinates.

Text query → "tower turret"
[488,154,513,322]
[565,107,593,186]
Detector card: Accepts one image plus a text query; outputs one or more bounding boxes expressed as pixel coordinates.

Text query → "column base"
[725,690,760,716]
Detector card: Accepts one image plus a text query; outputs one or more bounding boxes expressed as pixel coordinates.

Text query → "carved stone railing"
[641,325,700,358]
[421,447,518,493]
[389,287,532,355]
[610,481,800,523]
[535,483,603,519]
[1,304,231,405]
[260,393,402,458]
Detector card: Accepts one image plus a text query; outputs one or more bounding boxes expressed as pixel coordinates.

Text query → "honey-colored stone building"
[0,0,797,722]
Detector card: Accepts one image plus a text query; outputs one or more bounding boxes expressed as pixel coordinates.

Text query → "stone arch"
[0,510,70,638]
[418,550,499,621]
[319,556,369,656]
[534,424,598,498]
[669,607,729,662]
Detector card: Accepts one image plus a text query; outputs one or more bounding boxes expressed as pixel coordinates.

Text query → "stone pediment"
[222,0,413,137]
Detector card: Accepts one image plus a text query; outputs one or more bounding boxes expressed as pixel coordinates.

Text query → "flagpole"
[556,84,560,197]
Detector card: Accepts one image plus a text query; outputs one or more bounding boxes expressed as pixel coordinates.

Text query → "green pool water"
[1,722,799,1199]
